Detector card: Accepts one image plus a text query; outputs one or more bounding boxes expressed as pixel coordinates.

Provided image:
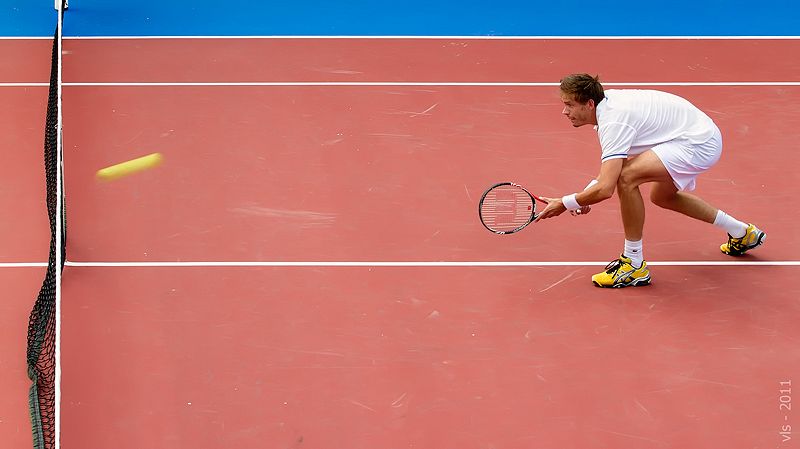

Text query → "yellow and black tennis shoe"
[720,224,766,256]
[592,255,651,288]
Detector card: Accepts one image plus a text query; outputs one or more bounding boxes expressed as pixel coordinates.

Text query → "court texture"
[1,1,799,448]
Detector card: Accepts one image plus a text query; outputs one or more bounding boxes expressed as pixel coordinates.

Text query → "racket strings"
[480,185,535,233]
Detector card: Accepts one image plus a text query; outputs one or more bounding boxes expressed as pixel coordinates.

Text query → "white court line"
[2,82,799,88]
[0,262,48,268]
[65,36,800,40]
[63,261,800,267]
[0,83,50,87]
[7,82,800,88]
[3,36,800,40]
[4,261,798,269]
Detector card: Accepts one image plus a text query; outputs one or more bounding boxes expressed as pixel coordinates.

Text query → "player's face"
[560,93,595,127]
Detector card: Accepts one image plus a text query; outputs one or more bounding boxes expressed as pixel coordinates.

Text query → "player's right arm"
[574,158,624,207]
[574,118,635,208]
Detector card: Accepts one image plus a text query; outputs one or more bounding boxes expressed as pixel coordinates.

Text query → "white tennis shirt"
[595,89,717,162]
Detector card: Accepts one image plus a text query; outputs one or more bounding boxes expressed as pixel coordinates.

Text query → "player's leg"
[649,181,717,223]
[649,178,766,255]
[617,150,675,241]
[591,152,666,288]
[649,132,766,256]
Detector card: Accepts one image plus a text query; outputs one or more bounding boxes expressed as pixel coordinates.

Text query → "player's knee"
[616,168,641,193]
[650,190,677,210]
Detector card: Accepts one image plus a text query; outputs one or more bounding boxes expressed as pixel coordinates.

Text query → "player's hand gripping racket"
[478,182,547,234]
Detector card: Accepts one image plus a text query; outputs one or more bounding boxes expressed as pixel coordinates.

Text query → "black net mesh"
[27,4,66,448]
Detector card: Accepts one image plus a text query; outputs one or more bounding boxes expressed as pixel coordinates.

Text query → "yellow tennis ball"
[96,153,163,181]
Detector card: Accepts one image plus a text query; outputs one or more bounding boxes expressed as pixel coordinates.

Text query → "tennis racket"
[478,182,548,234]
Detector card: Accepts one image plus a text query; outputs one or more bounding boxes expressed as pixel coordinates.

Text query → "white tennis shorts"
[651,126,723,191]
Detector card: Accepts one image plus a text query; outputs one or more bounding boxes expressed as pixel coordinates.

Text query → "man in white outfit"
[535,74,766,288]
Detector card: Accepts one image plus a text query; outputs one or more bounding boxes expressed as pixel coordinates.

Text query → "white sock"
[624,239,644,268]
[713,210,748,238]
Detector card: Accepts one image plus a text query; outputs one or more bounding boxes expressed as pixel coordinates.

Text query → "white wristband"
[561,193,580,211]
[584,179,599,190]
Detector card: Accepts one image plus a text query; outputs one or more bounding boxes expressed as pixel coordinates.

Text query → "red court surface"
[61,85,796,262]
[0,268,49,449]
[62,266,796,449]
[2,38,799,449]
[0,85,52,263]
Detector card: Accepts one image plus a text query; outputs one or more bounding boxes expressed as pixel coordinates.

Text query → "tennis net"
[26,2,67,448]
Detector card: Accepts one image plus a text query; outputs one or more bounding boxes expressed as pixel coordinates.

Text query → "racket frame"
[478,182,545,235]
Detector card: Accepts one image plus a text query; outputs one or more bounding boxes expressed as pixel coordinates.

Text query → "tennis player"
[535,74,766,288]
